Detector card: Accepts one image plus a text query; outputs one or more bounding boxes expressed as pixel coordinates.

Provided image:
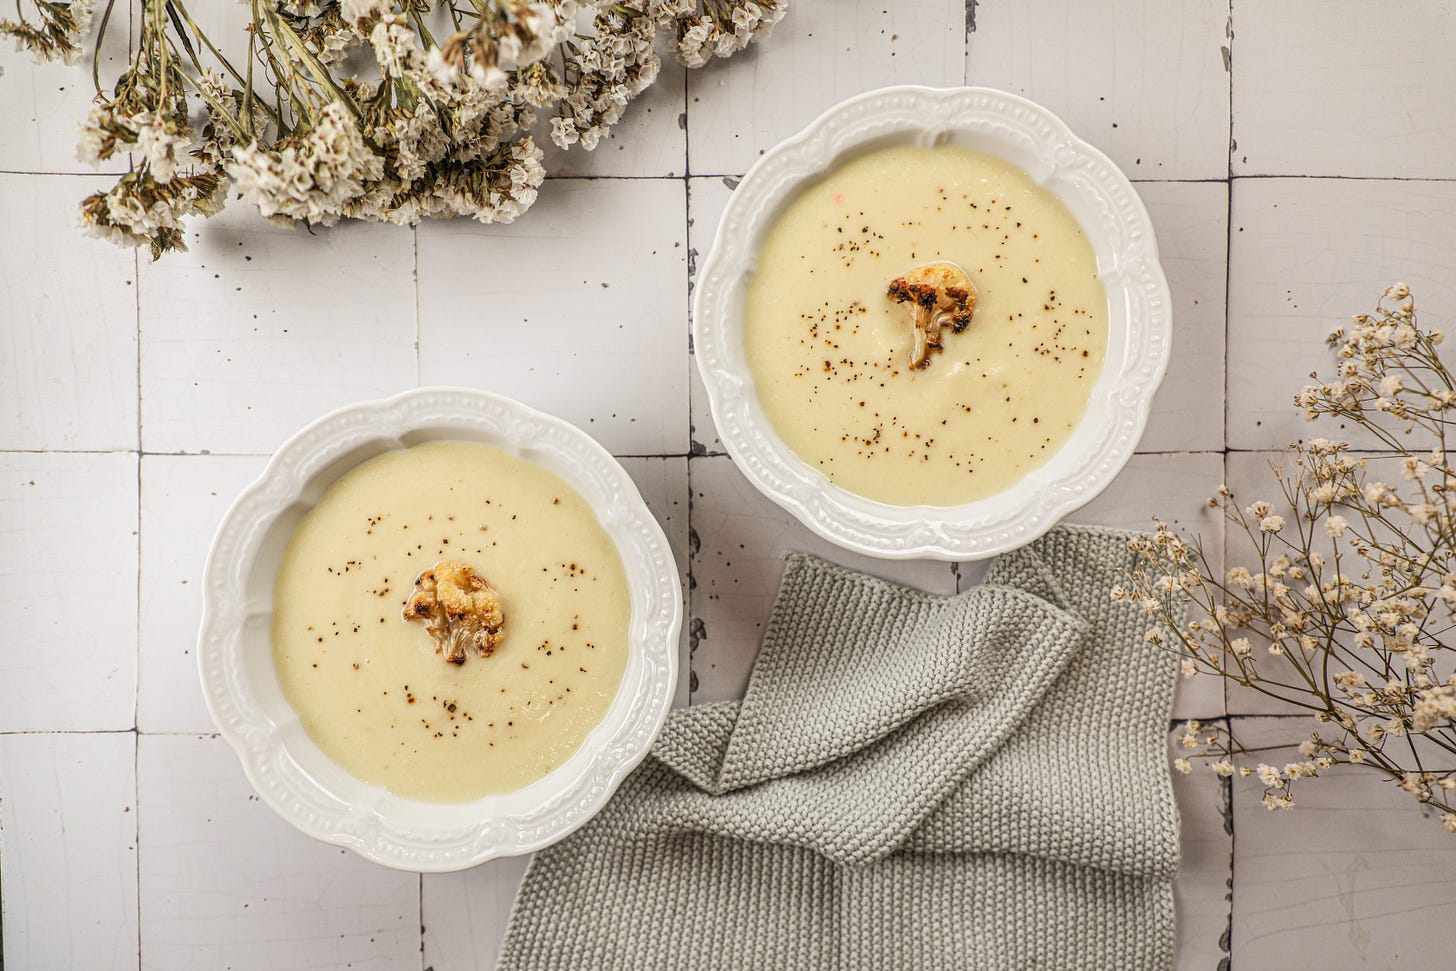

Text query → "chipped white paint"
[4,1,1456,966]
[1169,725,1234,971]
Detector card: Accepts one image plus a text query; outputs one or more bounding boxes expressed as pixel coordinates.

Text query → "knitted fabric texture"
[497,525,1180,970]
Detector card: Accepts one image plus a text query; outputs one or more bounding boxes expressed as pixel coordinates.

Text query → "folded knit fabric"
[498,524,1179,970]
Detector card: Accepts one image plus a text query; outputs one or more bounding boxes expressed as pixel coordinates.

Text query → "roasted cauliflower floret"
[402,561,504,665]
[886,262,977,369]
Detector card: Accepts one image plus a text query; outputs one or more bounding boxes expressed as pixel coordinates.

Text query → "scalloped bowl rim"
[197,387,682,872]
[692,85,1173,560]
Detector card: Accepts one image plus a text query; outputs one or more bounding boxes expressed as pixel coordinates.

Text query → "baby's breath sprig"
[2,0,787,257]
[1124,286,1456,832]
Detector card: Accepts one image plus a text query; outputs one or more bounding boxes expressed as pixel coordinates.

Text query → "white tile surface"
[418,177,690,456]
[688,454,956,703]
[422,856,532,971]
[1230,717,1456,965]
[0,451,137,732]
[136,734,420,971]
[1169,723,1233,971]
[7,4,1456,966]
[1233,0,1456,178]
[687,0,966,176]
[1227,177,1456,451]
[0,732,138,971]
[1135,180,1228,453]
[138,207,418,456]
[0,2,131,174]
[0,173,138,451]
[620,456,693,708]
[1069,451,1224,537]
[137,454,266,734]
[968,0,1231,181]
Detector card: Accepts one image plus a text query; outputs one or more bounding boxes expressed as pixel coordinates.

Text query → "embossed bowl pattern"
[198,388,682,872]
[692,85,1173,560]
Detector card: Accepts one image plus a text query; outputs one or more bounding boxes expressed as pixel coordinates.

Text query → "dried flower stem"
[1127,285,1456,831]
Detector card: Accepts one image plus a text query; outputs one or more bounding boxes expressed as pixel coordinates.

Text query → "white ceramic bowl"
[197,388,682,872]
[692,85,1172,561]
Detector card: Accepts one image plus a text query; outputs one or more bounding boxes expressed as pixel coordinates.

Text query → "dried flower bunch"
[1123,285,1456,830]
[2,0,785,257]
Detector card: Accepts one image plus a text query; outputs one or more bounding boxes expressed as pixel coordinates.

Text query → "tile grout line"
[1222,2,1236,966]
[964,0,973,84]
[0,728,153,737]
[1220,714,1235,968]
[682,58,697,709]
[131,18,145,946]
[1222,0,1236,763]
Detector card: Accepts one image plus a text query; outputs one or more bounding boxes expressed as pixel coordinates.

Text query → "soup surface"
[271,440,630,803]
[743,145,1109,506]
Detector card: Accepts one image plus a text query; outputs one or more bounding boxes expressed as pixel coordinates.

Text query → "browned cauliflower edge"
[886,261,977,369]
[402,561,504,665]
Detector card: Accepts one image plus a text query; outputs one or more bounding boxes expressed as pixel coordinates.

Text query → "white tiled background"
[4,2,1456,968]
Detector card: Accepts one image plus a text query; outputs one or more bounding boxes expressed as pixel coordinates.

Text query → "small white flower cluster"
[1123,288,1456,833]
[68,61,232,256]
[78,168,227,258]
[228,101,385,225]
[550,3,661,151]
[12,0,787,256]
[1,0,92,65]
[675,0,786,68]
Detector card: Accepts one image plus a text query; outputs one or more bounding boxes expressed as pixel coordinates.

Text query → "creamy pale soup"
[743,145,1109,506]
[271,440,630,804]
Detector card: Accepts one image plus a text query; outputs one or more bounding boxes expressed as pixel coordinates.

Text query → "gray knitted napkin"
[498,525,1180,970]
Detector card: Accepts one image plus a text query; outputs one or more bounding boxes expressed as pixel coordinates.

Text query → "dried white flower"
[1262,791,1294,811]
[227,101,383,225]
